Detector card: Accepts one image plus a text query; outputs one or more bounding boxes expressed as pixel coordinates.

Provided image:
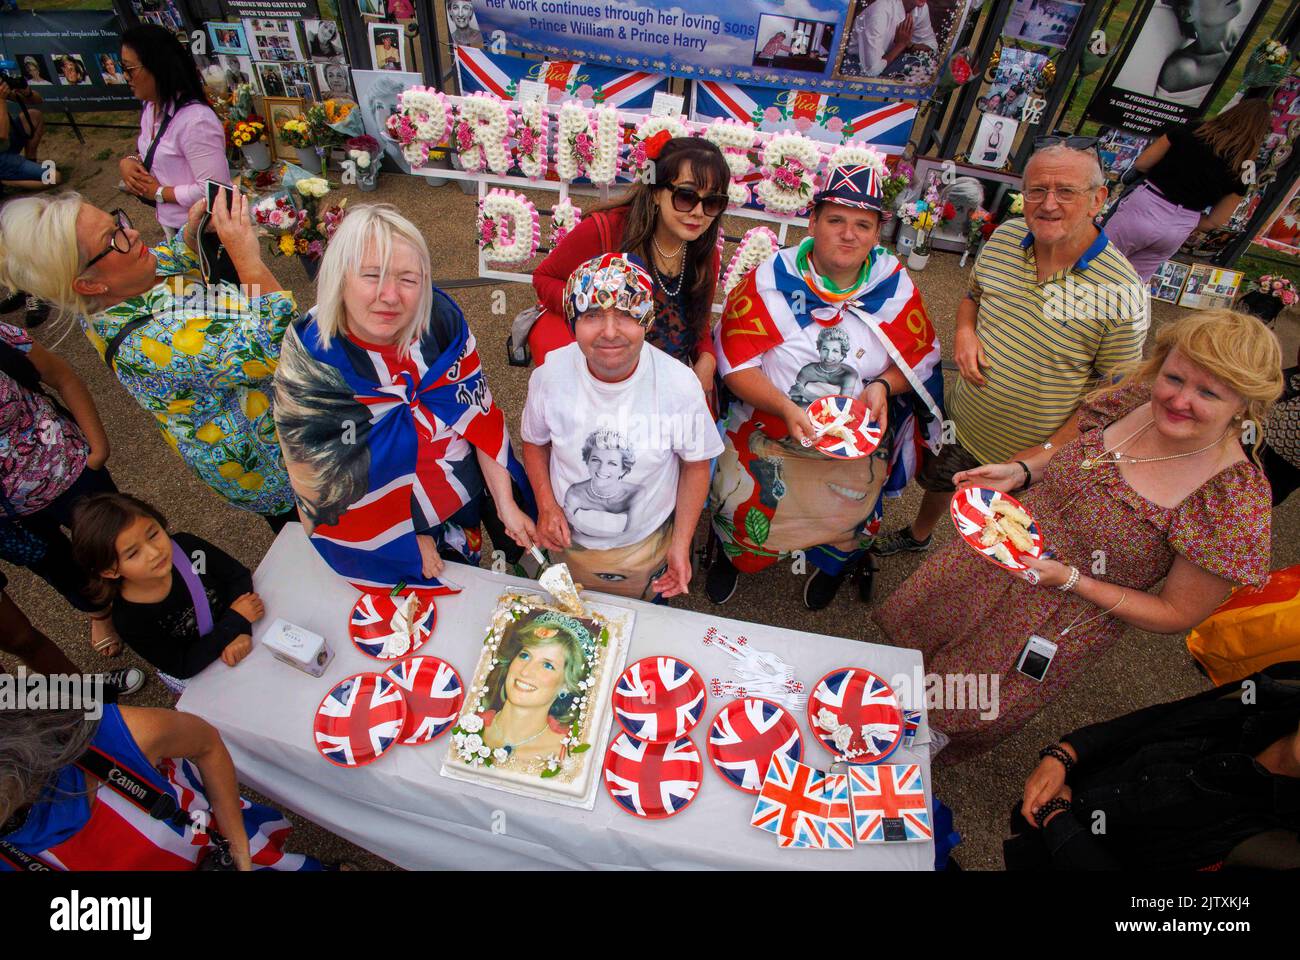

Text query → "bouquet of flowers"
[882,160,914,213]
[961,207,996,266]
[251,190,297,235]
[346,134,382,188]
[1238,272,1298,324]
[277,115,312,150]
[1241,39,1291,90]
[270,176,347,264]
[899,184,955,256]
[1248,274,1298,305]
[228,117,266,149]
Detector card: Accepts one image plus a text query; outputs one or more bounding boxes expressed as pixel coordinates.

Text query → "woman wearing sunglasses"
[0,191,298,533]
[528,135,731,403]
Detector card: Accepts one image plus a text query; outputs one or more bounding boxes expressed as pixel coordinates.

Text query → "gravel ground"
[4,123,1298,870]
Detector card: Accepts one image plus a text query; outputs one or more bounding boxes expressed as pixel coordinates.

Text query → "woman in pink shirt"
[117,24,231,238]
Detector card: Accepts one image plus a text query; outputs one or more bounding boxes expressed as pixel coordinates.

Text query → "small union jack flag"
[384,656,464,745]
[313,673,407,768]
[602,732,702,820]
[949,487,1043,571]
[613,656,706,743]
[849,764,932,843]
[809,668,903,763]
[707,697,803,793]
[751,753,828,848]
[349,592,436,660]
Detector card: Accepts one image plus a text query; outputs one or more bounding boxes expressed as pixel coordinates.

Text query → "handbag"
[1186,564,1300,685]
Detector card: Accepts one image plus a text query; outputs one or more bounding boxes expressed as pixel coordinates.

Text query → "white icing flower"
[832,725,853,752]
[815,708,840,733]
[493,748,509,763]
[459,714,484,734]
[477,745,491,758]
[463,733,484,753]
[545,757,559,771]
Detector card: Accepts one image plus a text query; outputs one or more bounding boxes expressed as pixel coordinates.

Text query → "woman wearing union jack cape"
[273,205,537,594]
[706,163,944,611]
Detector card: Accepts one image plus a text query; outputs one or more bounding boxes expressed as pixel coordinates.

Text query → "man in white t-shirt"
[522,254,723,601]
[847,0,938,78]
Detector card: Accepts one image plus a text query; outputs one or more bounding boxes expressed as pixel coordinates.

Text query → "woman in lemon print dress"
[0,191,297,529]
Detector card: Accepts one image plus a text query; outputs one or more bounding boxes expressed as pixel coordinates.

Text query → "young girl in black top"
[72,493,264,692]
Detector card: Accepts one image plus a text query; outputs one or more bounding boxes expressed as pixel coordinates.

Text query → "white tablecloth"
[178,525,934,870]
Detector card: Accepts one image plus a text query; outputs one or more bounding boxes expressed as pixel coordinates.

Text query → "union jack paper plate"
[807,667,903,764]
[383,656,464,746]
[313,672,407,768]
[807,395,882,460]
[707,697,803,794]
[949,486,1044,572]
[602,732,703,820]
[849,763,933,843]
[612,656,707,743]
[349,590,436,660]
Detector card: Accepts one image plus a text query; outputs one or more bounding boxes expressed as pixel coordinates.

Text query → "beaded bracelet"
[1013,460,1032,491]
[1059,566,1080,592]
[1033,796,1072,829]
[1038,743,1075,772]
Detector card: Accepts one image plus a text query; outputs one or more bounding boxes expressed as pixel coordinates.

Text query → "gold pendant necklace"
[1079,418,1229,470]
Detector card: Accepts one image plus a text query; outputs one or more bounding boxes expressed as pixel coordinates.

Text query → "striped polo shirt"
[948,218,1147,464]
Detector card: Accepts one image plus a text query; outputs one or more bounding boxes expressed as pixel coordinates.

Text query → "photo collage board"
[193,15,358,107]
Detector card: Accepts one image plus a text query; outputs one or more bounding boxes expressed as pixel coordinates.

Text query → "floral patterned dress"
[874,381,1271,764]
[81,237,296,516]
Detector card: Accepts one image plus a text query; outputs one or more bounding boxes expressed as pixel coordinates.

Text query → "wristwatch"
[154,185,166,205]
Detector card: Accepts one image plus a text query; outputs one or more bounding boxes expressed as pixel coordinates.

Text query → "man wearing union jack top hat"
[706,163,944,611]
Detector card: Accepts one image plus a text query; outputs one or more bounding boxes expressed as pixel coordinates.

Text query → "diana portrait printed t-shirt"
[522,341,723,550]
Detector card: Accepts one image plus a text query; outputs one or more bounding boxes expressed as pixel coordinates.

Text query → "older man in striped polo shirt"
[875,139,1147,556]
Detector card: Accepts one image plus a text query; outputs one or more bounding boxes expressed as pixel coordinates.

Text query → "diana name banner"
[455,45,668,110]
[469,0,973,100]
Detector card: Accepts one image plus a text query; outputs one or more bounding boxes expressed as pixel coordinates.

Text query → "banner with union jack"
[455,46,668,111]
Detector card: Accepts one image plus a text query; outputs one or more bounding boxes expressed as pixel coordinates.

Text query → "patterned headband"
[564,253,656,326]
[531,610,596,657]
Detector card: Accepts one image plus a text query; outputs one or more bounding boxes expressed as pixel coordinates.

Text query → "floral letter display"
[453,92,513,175]
[439,591,632,809]
[722,225,779,295]
[477,188,540,265]
[515,96,549,180]
[385,86,448,168]
[555,101,620,185]
[754,133,820,216]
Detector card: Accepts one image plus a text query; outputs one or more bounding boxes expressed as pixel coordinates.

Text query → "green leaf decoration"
[571,743,591,754]
[539,766,559,778]
[721,541,744,558]
[744,507,771,546]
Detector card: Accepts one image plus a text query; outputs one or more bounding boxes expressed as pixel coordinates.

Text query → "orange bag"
[1186,565,1300,685]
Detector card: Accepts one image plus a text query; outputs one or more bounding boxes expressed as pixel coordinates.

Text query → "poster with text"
[454,45,668,109]
[1086,0,1268,134]
[471,0,970,98]
[0,11,139,112]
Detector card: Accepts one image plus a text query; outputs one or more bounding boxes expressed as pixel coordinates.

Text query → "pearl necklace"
[651,234,685,296]
[1079,419,1231,471]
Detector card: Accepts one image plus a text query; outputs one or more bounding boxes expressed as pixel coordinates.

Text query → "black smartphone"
[205,179,233,215]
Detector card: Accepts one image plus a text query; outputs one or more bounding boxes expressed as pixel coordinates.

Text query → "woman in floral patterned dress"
[0,191,296,529]
[876,310,1282,764]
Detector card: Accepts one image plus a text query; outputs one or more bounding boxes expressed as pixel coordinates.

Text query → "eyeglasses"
[1033,135,1101,156]
[83,209,134,271]
[669,184,728,218]
[122,62,144,77]
[1023,185,1092,204]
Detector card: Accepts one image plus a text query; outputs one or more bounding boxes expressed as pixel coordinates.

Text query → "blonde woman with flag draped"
[706,164,944,611]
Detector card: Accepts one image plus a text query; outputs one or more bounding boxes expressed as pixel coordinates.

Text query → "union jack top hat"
[813,163,885,215]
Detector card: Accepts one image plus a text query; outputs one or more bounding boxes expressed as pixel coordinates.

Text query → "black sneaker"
[705,551,739,604]
[24,296,50,329]
[871,526,932,557]
[853,552,879,603]
[101,667,146,699]
[803,568,848,610]
[0,289,24,313]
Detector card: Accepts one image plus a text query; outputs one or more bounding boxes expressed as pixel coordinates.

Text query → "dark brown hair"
[595,136,731,346]
[71,493,170,605]
[1195,96,1272,174]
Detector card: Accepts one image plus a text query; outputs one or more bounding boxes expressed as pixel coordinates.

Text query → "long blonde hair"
[1090,309,1283,459]
[0,191,89,317]
[310,203,432,354]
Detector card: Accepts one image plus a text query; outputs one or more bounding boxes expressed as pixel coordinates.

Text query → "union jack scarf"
[277,288,532,594]
[718,237,944,498]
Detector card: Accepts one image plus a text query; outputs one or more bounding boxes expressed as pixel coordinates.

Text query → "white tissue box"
[263,618,333,678]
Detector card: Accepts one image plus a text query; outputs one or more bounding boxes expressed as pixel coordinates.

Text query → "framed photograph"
[1148,260,1190,304]
[834,0,974,89]
[1003,0,1084,51]
[282,61,316,101]
[304,19,345,63]
[446,0,484,49]
[1097,128,1150,177]
[263,95,304,163]
[316,62,355,102]
[910,159,1023,252]
[244,17,305,64]
[438,590,632,810]
[95,53,129,85]
[977,47,1050,119]
[256,62,288,98]
[369,22,407,72]
[970,113,1018,170]
[752,14,837,74]
[1178,264,1243,310]
[52,54,93,86]
[207,21,249,57]
[353,69,422,172]
[13,54,54,85]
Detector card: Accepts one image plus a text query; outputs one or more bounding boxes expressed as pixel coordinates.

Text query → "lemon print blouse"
[82,237,296,516]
